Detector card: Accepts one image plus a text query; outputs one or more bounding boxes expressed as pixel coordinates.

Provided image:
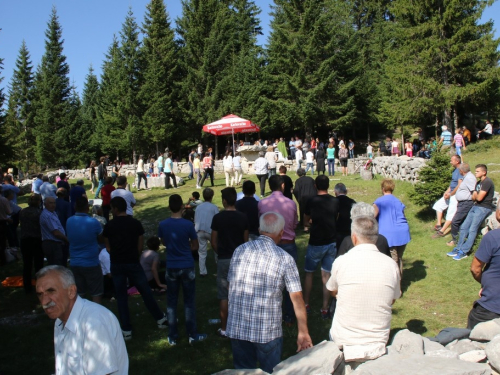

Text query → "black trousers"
[164,172,177,188]
[137,172,148,189]
[200,168,214,187]
[21,237,44,292]
[256,174,267,196]
[468,302,500,329]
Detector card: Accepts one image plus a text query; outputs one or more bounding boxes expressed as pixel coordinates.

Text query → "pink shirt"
[454,134,463,147]
[258,191,298,241]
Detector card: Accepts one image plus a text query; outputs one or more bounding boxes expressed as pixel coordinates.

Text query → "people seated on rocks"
[468,204,500,328]
[326,215,401,372]
[36,265,128,374]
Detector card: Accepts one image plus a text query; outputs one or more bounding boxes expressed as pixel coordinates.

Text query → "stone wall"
[213,320,500,374]
[371,156,428,183]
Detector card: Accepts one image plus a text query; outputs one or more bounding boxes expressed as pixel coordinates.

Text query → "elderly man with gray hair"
[36,265,128,374]
[337,202,390,257]
[326,215,401,372]
[226,211,312,373]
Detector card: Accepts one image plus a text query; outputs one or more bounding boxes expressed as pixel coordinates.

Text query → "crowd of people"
[1,121,499,374]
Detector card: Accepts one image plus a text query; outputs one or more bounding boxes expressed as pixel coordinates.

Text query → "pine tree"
[0,52,11,164]
[140,0,178,157]
[32,7,72,167]
[5,40,35,172]
[264,0,355,135]
[80,65,100,163]
[380,0,500,132]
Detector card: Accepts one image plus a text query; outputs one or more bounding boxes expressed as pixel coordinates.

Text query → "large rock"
[212,370,269,375]
[448,339,482,355]
[425,349,459,360]
[423,337,445,353]
[470,319,500,341]
[390,329,424,356]
[459,350,487,363]
[486,335,500,372]
[272,340,343,375]
[350,354,491,375]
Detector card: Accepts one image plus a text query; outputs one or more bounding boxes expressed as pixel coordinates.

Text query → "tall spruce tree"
[265,0,355,136]
[56,85,82,167]
[380,0,500,132]
[80,66,100,162]
[119,9,144,163]
[32,7,72,167]
[97,36,127,159]
[0,52,11,164]
[5,41,35,171]
[140,0,178,156]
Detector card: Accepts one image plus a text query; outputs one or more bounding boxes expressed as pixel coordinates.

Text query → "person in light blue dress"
[373,179,410,274]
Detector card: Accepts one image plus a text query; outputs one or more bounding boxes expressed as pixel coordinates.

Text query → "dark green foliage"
[410,150,452,207]
[5,40,35,172]
[0,51,11,164]
[32,7,72,168]
[80,66,101,164]
[140,0,178,156]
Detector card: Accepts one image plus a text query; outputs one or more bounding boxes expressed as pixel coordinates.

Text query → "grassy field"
[1,138,500,374]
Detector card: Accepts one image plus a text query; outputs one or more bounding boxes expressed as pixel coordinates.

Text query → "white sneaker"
[122,330,132,341]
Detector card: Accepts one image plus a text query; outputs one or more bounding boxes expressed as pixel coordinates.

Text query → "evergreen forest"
[1,0,499,171]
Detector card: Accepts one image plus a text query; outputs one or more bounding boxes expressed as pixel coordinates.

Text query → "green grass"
[1,139,500,374]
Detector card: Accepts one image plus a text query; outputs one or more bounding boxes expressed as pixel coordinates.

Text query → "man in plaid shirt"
[226,212,312,373]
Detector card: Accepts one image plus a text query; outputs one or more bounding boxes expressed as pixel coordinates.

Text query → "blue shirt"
[32,178,43,194]
[66,213,103,267]
[2,183,20,204]
[40,209,65,242]
[158,217,197,269]
[70,186,87,215]
[475,229,500,314]
[441,130,452,146]
[374,194,411,247]
[55,198,71,230]
[449,167,462,191]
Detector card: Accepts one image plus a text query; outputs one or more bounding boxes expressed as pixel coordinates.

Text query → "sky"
[1,0,499,96]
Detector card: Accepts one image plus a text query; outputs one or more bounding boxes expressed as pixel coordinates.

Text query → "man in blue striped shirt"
[40,197,68,266]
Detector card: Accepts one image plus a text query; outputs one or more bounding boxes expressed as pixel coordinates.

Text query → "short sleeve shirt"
[103,216,144,264]
[211,210,249,259]
[475,177,495,208]
[158,217,197,269]
[475,229,500,314]
[226,236,301,343]
[66,213,103,267]
[140,250,160,281]
[111,189,136,216]
[304,194,339,246]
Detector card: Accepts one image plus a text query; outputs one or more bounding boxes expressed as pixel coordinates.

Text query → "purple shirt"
[258,191,298,241]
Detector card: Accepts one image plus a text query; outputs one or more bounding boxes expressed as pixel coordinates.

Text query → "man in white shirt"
[478,120,493,140]
[136,154,149,190]
[326,215,400,371]
[36,265,128,375]
[295,146,303,171]
[111,176,136,216]
[305,150,315,175]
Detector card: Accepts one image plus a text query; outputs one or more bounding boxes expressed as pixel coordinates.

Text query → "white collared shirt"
[326,243,400,360]
[54,296,128,374]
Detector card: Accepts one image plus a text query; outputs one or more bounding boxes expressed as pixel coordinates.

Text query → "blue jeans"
[277,242,297,323]
[166,268,197,339]
[231,336,283,373]
[305,163,314,175]
[327,159,335,176]
[94,178,105,198]
[188,162,193,179]
[304,243,337,272]
[349,150,354,158]
[111,263,164,331]
[455,206,492,255]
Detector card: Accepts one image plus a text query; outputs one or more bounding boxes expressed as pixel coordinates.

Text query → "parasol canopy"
[202,114,260,136]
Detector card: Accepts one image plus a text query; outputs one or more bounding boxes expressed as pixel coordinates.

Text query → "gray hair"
[350,202,375,218]
[459,163,470,174]
[259,212,285,235]
[296,168,306,177]
[334,183,347,195]
[351,216,378,244]
[35,265,76,288]
[258,151,265,157]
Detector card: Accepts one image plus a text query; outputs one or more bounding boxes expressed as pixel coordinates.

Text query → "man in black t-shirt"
[279,165,294,200]
[211,187,249,337]
[103,196,167,340]
[451,164,495,261]
[303,175,339,319]
[334,183,356,247]
[235,181,259,240]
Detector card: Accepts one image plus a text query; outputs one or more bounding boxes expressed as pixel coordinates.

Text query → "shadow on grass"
[402,260,427,294]
[415,207,435,223]
[389,319,428,342]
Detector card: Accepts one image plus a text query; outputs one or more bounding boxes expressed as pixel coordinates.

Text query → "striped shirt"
[226,235,301,343]
[40,209,65,242]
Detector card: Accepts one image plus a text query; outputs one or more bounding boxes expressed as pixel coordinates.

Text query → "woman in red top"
[100,177,115,222]
[199,152,214,187]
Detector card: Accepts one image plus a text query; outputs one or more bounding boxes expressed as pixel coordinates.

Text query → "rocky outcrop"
[371,156,428,183]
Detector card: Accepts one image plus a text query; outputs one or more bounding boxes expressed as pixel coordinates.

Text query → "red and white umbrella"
[202,114,260,136]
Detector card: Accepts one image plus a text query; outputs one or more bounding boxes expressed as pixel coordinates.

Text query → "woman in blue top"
[373,179,410,274]
[326,142,335,176]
